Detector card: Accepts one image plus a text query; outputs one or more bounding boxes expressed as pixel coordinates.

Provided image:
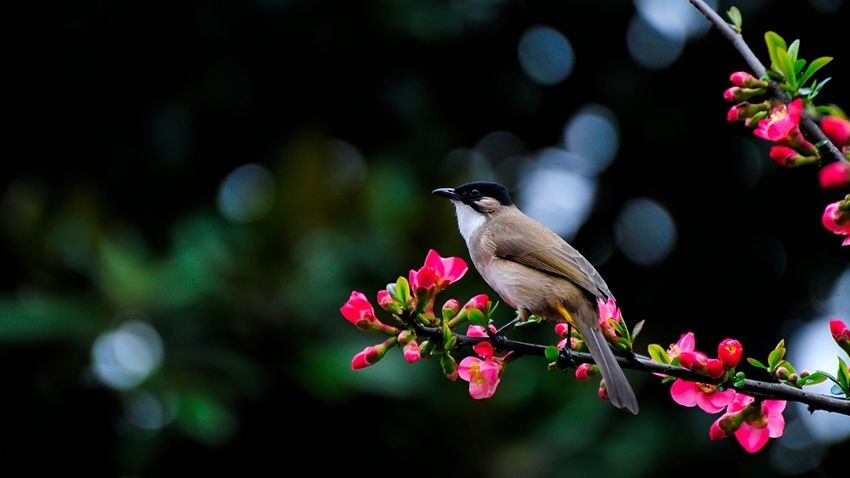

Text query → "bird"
[433,180,639,414]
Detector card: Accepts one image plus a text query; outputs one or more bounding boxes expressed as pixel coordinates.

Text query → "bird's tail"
[560,302,639,414]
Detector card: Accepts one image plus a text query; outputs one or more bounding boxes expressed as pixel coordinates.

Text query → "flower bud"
[377,289,402,314]
[440,353,459,381]
[442,299,461,321]
[718,338,743,368]
[730,71,768,88]
[463,294,489,313]
[554,323,569,338]
[819,162,850,189]
[403,341,421,363]
[705,359,726,379]
[821,116,850,146]
[397,330,414,344]
[727,101,771,122]
[774,366,790,380]
[769,146,818,167]
[351,337,398,370]
[575,363,599,381]
[830,319,850,355]
[822,199,850,236]
[723,86,766,102]
[597,380,609,401]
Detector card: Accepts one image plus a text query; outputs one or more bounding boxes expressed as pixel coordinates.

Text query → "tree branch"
[410,320,850,415]
[689,0,846,163]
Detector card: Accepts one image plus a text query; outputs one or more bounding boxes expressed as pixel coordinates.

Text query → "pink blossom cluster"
[723,71,850,246]
[653,332,785,453]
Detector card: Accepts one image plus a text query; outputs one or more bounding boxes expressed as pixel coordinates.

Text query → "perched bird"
[433,181,639,414]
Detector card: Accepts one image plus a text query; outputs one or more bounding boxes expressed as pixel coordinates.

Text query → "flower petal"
[735,424,770,453]
[670,379,699,407]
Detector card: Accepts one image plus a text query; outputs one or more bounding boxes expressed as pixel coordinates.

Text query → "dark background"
[3,0,849,476]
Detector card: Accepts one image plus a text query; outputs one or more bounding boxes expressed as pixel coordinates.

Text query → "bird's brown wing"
[490,219,613,299]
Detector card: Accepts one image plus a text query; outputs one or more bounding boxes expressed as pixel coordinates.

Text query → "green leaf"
[838,357,850,390]
[798,56,833,87]
[444,335,457,350]
[516,314,543,327]
[544,345,559,362]
[768,348,782,369]
[661,375,676,384]
[466,308,487,327]
[631,319,645,339]
[726,6,742,32]
[787,39,800,62]
[395,277,410,307]
[648,344,670,364]
[808,77,831,100]
[747,357,767,369]
[774,47,797,89]
[796,371,829,387]
[764,31,787,71]
[794,59,806,75]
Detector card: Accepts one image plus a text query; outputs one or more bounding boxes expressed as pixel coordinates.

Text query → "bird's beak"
[432,187,461,200]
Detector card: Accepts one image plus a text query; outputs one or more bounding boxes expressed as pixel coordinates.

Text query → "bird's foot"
[495,317,520,336]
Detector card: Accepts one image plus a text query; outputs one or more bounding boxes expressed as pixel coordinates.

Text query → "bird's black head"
[432,181,514,211]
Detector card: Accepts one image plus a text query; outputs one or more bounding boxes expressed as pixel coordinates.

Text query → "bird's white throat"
[452,201,485,245]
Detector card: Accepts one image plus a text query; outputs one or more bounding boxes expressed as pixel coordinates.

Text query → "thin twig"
[689,0,846,163]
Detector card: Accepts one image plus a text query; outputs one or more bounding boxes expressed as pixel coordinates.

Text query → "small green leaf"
[466,308,487,327]
[809,77,831,100]
[747,357,767,369]
[799,56,833,87]
[733,378,746,388]
[444,335,457,350]
[631,319,645,339]
[779,360,797,375]
[612,319,630,339]
[787,39,800,62]
[774,47,798,90]
[661,375,676,384]
[516,315,543,327]
[395,277,411,307]
[794,59,806,75]
[442,321,452,343]
[648,344,670,364]
[796,371,829,387]
[544,345,559,362]
[726,6,742,32]
[768,349,782,369]
[765,31,787,71]
[838,357,850,389]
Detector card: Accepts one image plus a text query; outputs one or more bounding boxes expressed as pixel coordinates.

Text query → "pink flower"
[821,116,850,146]
[727,394,786,453]
[669,332,696,359]
[575,363,598,381]
[340,291,385,332]
[423,249,468,288]
[819,162,850,189]
[830,319,850,355]
[754,99,806,144]
[718,338,743,368]
[408,266,438,294]
[458,356,502,399]
[652,331,695,378]
[822,200,850,245]
[403,341,421,363]
[463,294,489,313]
[597,297,623,341]
[679,351,726,379]
[466,325,495,360]
[466,325,489,338]
[670,379,735,413]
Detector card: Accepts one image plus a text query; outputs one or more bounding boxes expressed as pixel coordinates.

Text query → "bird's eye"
[468,189,481,199]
